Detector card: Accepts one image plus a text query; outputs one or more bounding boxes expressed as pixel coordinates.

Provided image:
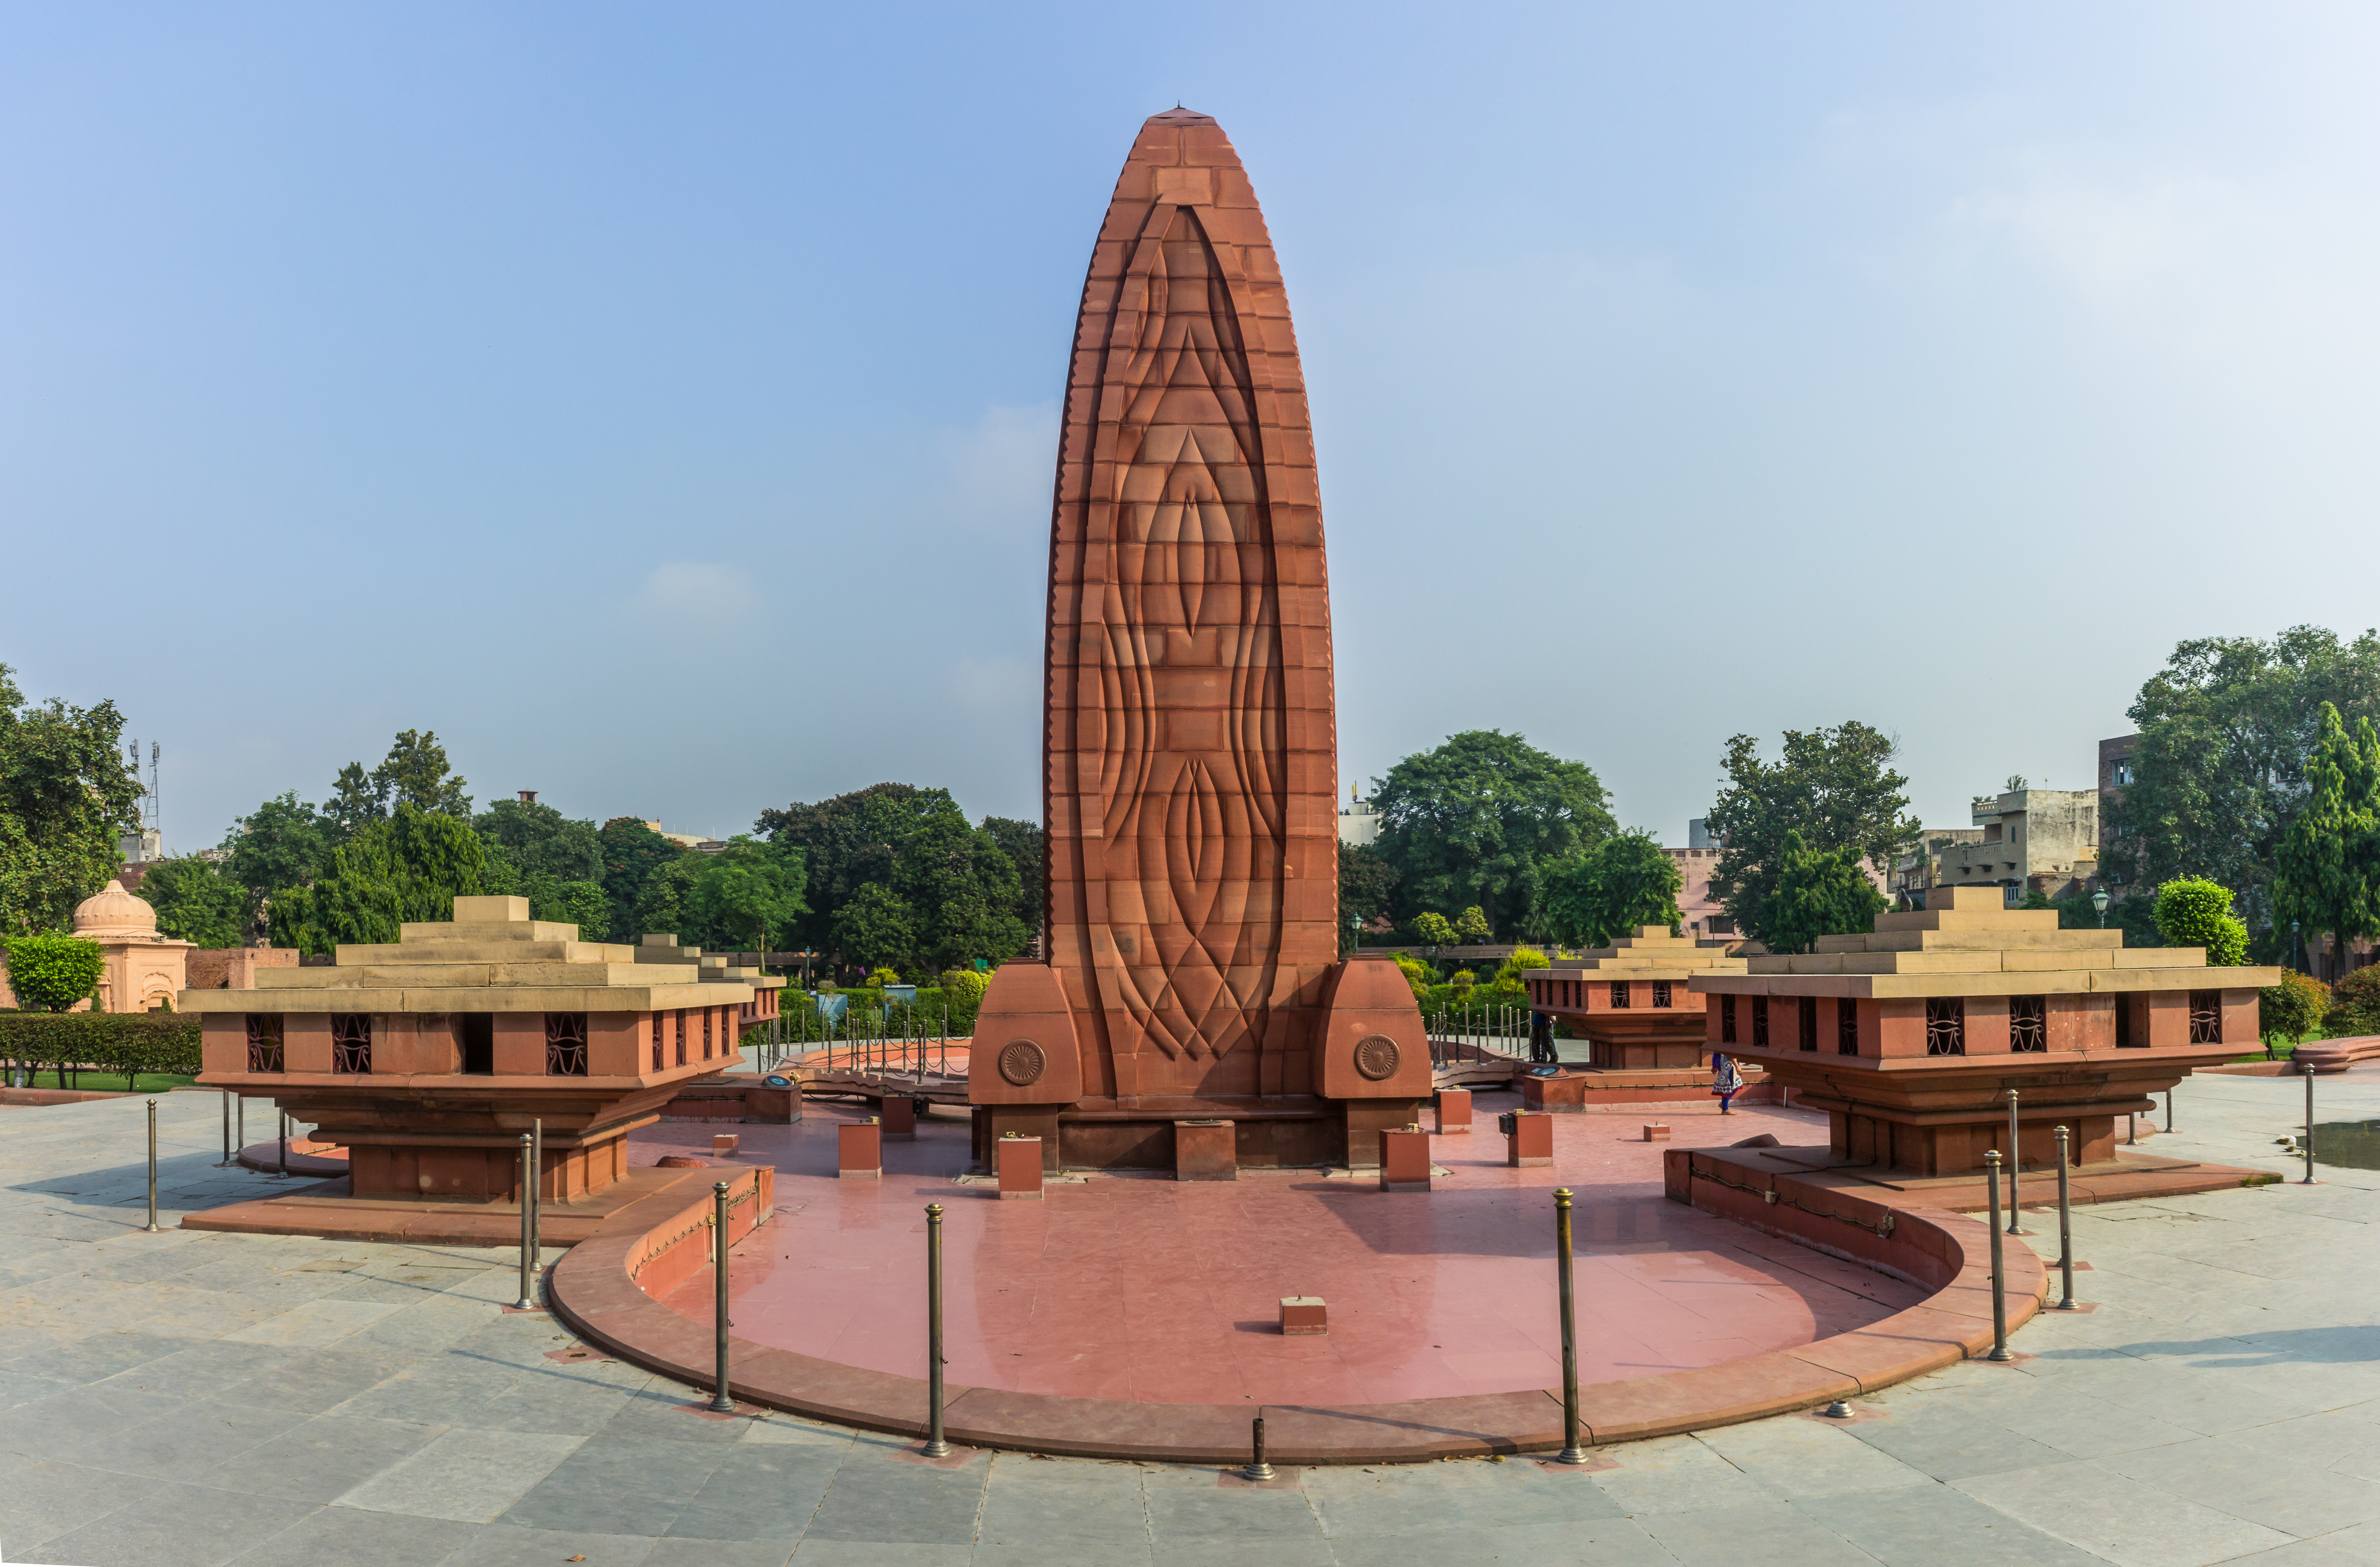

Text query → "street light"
[2090,889,2110,928]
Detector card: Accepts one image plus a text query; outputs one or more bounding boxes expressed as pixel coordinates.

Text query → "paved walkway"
[0,1074,2374,1564]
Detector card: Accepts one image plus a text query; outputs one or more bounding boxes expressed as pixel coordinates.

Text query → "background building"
[1932,787,2100,903]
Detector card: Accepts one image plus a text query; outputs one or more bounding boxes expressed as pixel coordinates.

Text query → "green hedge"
[0,1012,203,1089]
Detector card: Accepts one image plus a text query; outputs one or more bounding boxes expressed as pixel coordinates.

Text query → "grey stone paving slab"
[1695,1412,1935,1499]
[662,1439,843,1540]
[438,1520,659,1566]
[1953,1459,2294,1567]
[1796,1481,2108,1565]
[49,1393,311,1482]
[336,1426,585,1523]
[500,1431,732,1536]
[1846,1389,2082,1481]
[224,1503,479,1566]
[642,1539,799,1567]
[1303,1458,1625,1534]
[0,1451,137,1554]
[1145,1542,1336,1567]
[1637,1496,1879,1565]
[201,1412,450,1503]
[2102,1437,2380,1535]
[34,1479,317,1567]
[1588,1431,1776,1514]
[804,1444,992,1545]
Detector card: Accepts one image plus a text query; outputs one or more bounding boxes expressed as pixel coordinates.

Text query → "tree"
[1762,830,1888,956]
[1,934,106,1011]
[1705,722,1917,952]
[2326,966,2380,1036]
[2153,877,2249,967]
[1496,946,1550,985]
[1538,831,1684,949]
[634,854,705,943]
[599,818,683,941]
[1410,911,1457,967]
[269,804,490,954]
[2272,703,2380,982]
[1338,843,1399,939]
[324,730,473,839]
[684,837,809,953]
[2261,972,2329,1045]
[0,665,142,936]
[1456,906,1493,944]
[757,784,1031,975]
[1372,731,1613,940]
[223,794,332,936]
[478,799,609,938]
[135,860,249,949]
[979,816,1044,952]
[2107,626,2380,955]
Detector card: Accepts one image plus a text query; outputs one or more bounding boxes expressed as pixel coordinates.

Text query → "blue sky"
[7,3,2378,850]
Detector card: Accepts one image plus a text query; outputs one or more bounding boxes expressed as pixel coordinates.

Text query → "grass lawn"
[3,1070,199,1094]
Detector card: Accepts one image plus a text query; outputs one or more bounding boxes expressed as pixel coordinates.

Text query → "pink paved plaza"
[633,1093,1923,1408]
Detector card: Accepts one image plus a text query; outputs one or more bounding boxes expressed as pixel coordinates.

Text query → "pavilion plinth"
[1520,929,1751,1102]
[1690,886,2280,1177]
[186,896,784,1205]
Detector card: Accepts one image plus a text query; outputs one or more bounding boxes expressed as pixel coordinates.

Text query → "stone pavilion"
[1525,926,1747,1071]
[189,896,783,1202]
[1690,885,2281,1175]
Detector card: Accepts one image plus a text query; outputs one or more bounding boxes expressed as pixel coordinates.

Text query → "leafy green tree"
[1495,946,1550,984]
[2272,702,2380,982]
[0,665,142,936]
[1762,830,1888,956]
[1,934,106,1011]
[1456,905,1493,944]
[2153,877,2250,966]
[2261,972,2329,1044]
[1371,732,1613,941]
[599,818,683,941]
[135,860,249,948]
[223,794,332,934]
[757,784,1031,974]
[1338,843,1398,941]
[833,883,921,975]
[324,730,473,840]
[269,804,490,955]
[478,799,610,938]
[979,816,1044,951]
[634,854,705,943]
[1705,722,1917,952]
[2326,967,2380,1036]
[685,837,809,953]
[1538,831,1684,948]
[2107,626,2380,954]
[537,879,612,939]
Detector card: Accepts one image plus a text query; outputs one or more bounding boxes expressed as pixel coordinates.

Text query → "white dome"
[72,880,157,937]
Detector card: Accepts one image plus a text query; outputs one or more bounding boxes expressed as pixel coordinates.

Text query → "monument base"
[1521,1066,1775,1113]
[970,1096,1428,1173]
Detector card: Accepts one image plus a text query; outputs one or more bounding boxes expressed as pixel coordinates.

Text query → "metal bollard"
[216,1089,236,1168]
[2303,1059,2317,1184]
[1983,1151,2012,1361]
[708,1181,735,1412]
[2052,1126,2077,1310]
[2004,1088,2023,1234]
[275,1111,289,1179]
[923,1201,951,1456]
[1552,1187,1588,1463]
[144,1091,163,1229]
[236,1094,245,1161]
[1242,1415,1275,1481]
[514,1135,536,1310]
[529,1118,544,1273]
[2165,1089,2174,1134]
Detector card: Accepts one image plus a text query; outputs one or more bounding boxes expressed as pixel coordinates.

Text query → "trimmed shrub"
[0,935,106,1013]
[2325,966,2380,1038]
[2153,878,2250,967]
[2261,971,2330,1042]
[0,1012,203,1089]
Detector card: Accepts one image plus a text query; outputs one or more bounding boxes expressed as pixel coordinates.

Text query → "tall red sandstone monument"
[969,109,1427,1173]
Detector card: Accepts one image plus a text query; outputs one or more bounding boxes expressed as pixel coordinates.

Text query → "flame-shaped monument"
[968,109,1427,1174]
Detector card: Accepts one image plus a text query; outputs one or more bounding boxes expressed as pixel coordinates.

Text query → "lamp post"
[2090,888,2110,929]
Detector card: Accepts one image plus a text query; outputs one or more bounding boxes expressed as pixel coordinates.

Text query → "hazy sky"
[7,4,2378,852]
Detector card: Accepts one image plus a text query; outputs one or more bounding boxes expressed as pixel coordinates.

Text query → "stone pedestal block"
[712,1133,740,1157]
[1642,1124,1669,1142]
[1173,1120,1237,1181]
[997,1135,1044,1200]
[1507,1112,1553,1168]
[1379,1128,1432,1192]
[838,1122,882,1180]
[1435,1089,1472,1134]
[1280,1296,1327,1336]
[881,1096,917,1142]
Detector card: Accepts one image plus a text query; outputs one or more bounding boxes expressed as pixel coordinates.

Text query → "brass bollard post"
[529,1118,544,1273]
[144,1091,163,1229]
[2165,1089,2174,1134]
[709,1181,735,1412]
[216,1089,235,1168]
[1983,1151,2011,1361]
[2052,1126,2077,1310]
[2303,1059,2317,1184]
[1242,1415,1275,1481]
[923,1201,951,1456]
[2004,1088,2022,1234]
[275,1111,289,1179]
[1552,1187,1588,1463]
[514,1135,537,1310]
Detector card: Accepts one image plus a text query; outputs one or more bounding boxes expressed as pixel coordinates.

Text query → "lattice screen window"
[675,1009,687,1067]
[1797,995,1819,1051]
[2189,990,2222,1045]
[651,1014,664,1072]
[703,1009,713,1058]
[2009,995,2048,1053]
[1720,995,1738,1045]
[1926,997,1965,1056]
[330,1014,372,1075]
[547,1012,589,1077]
[1652,981,1673,1008]
[1610,982,1631,1009]
[1752,997,1770,1048]
[1837,999,1860,1056]
[244,1015,284,1073]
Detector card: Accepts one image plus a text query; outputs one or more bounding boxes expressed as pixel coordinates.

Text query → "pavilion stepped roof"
[1545,927,1748,979]
[1694,886,2281,998]
[180,896,785,1014]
